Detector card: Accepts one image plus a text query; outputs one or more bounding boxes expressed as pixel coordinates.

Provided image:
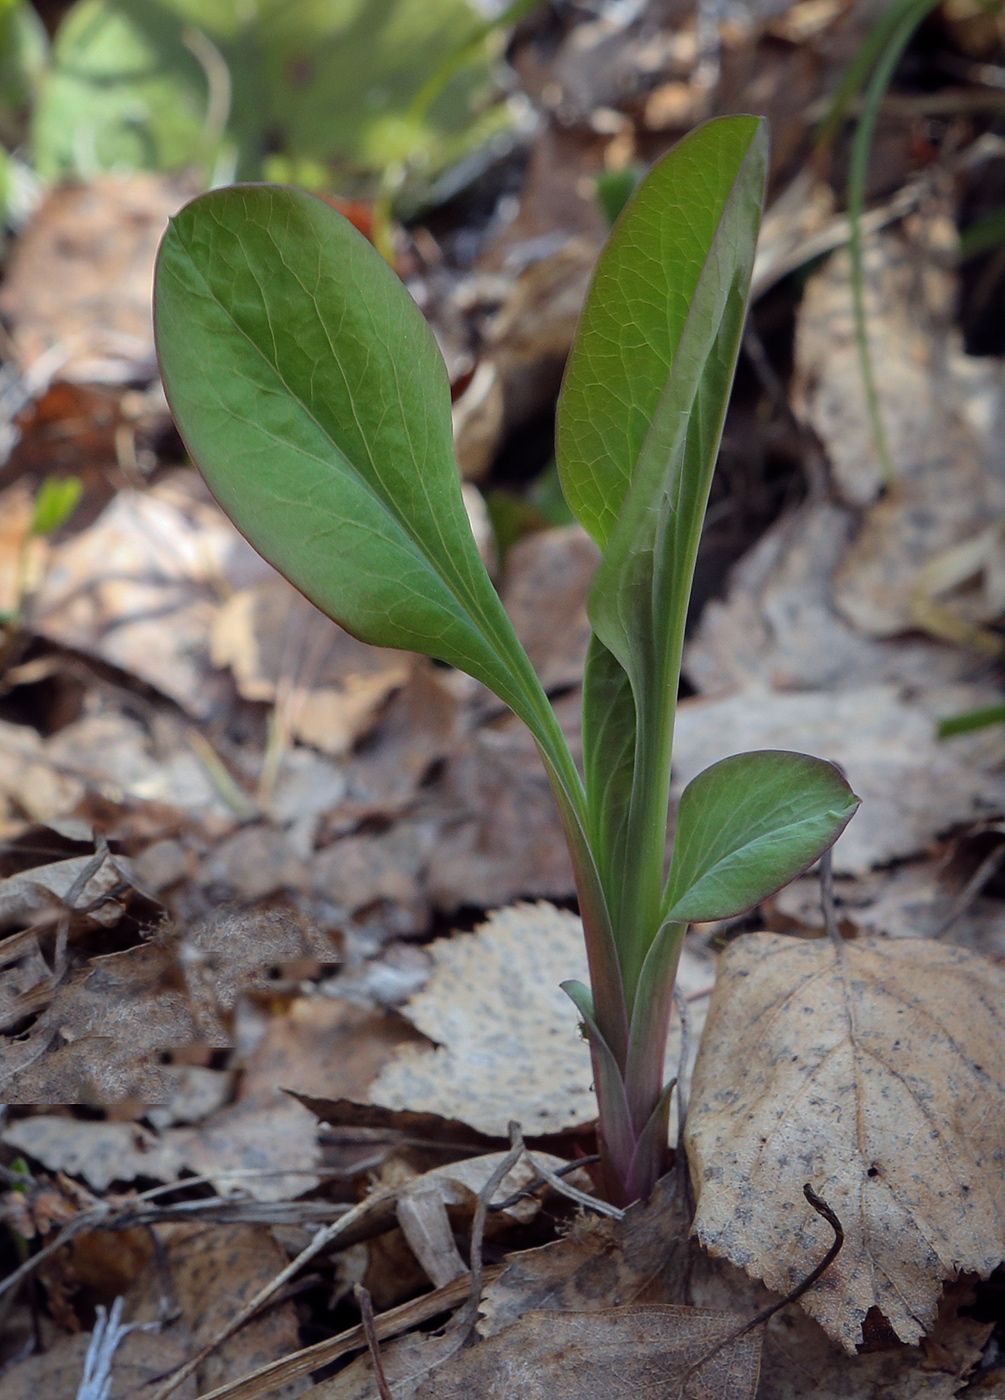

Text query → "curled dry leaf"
[686,932,1005,1352]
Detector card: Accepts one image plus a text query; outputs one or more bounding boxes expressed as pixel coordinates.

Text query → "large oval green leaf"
[155,184,538,718]
[663,750,860,923]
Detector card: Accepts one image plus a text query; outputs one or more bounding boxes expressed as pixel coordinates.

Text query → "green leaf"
[662,751,860,924]
[155,180,634,1072]
[562,116,769,996]
[30,475,82,536]
[556,117,766,551]
[157,186,539,724]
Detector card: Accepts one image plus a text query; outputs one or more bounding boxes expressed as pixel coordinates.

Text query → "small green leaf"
[30,475,82,536]
[662,751,860,923]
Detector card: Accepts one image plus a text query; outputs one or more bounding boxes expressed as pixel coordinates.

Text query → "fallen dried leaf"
[367,903,593,1138]
[501,526,599,691]
[211,578,412,757]
[0,174,190,384]
[2,1118,190,1190]
[32,475,256,718]
[317,1305,761,1400]
[125,1223,307,1396]
[686,932,1005,1350]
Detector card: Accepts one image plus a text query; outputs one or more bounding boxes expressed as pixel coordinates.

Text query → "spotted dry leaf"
[685,933,1005,1352]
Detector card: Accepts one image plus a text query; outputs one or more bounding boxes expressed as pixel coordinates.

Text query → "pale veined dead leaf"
[685,933,1005,1352]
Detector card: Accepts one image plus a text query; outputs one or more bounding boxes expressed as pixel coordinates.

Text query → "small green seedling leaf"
[662,751,860,924]
[30,474,82,536]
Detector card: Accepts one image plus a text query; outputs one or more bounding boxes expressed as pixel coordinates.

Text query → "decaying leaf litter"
[2,0,1005,1396]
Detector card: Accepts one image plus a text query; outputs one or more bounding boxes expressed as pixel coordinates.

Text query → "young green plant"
[153,115,859,1204]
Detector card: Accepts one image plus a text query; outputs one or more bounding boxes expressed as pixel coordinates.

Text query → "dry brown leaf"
[501,525,599,691]
[681,500,982,698]
[689,1249,993,1400]
[0,718,88,829]
[479,1172,693,1335]
[0,174,191,384]
[672,685,1005,873]
[0,851,133,931]
[686,932,1005,1351]
[367,903,594,1138]
[324,664,462,829]
[424,695,581,911]
[31,475,257,718]
[794,225,1005,639]
[2,1117,188,1190]
[211,579,413,757]
[125,1222,308,1397]
[316,1306,761,1400]
[237,996,421,1107]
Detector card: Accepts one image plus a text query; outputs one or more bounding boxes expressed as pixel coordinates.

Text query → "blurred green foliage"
[0,0,517,212]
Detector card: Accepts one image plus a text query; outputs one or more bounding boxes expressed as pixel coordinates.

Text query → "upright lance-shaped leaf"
[557,117,769,993]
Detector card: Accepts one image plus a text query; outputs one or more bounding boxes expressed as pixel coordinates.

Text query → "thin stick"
[932,841,1005,938]
[521,1150,624,1221]
[679,1184,843,1393]
[673,983,694,1144]
[819,849,843,949]
[451,1123,525,1340]
[490,1154,601,1213]
[190,1269,504,1400]
[353,1286,393,1400]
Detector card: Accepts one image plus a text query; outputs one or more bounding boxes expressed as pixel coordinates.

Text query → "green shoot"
[154,117,858,1202]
